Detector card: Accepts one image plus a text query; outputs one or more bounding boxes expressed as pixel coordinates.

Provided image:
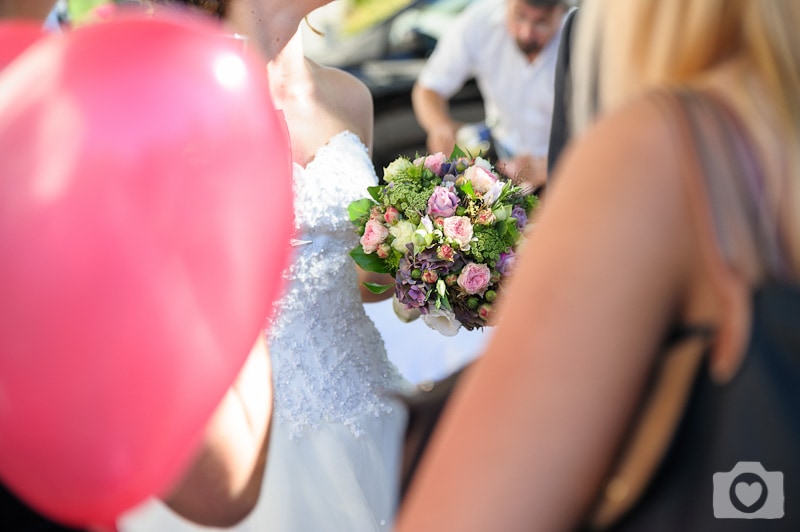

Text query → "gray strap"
[671,88,788,279]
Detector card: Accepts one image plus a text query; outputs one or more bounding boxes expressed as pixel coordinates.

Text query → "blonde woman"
[397,0,800,530]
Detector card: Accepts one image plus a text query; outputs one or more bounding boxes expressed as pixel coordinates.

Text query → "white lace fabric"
[266,130,405,439]
[118,131,408,532]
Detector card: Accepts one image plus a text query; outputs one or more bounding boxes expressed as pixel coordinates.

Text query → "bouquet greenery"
[349,148,538,336]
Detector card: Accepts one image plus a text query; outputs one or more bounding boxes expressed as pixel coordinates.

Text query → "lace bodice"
[266,131,404,439]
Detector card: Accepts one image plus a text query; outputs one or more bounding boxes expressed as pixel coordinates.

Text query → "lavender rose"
[512,205,528,230]
[427,186,460,218]
[495,250,517,276]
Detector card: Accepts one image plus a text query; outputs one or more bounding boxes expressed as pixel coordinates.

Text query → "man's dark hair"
[522,0,566,8]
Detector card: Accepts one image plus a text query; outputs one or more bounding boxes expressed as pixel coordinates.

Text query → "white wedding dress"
[119,130,409,532]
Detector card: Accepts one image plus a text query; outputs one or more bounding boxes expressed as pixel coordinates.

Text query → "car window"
[304,0,476,67]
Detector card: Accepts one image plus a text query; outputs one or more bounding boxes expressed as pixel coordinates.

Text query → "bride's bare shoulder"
[310,60,373,139]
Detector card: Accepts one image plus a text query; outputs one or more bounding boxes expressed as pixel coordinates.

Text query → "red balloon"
[0,13,293,528]
[0,21,44,70]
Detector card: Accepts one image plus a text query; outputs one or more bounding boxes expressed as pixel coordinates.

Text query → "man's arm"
[411,83,464,155]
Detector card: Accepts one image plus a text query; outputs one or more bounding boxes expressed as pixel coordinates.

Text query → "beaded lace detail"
[266,130,404,439]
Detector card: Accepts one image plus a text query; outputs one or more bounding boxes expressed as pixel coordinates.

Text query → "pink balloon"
[0,13,293,528]
[0,21,44,70]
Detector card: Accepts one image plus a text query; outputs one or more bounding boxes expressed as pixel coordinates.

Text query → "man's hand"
[426,122,461,155]
[496,154,547,191]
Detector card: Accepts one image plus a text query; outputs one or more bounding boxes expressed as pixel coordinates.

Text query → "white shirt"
[417,0,568,158]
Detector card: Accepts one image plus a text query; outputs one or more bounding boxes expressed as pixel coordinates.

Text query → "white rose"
[389,220,416,253]
[383,157,414,182]
[474,156,493,171]
[463,165,498,195]
[421,308,461,337]
[482,180,505,206]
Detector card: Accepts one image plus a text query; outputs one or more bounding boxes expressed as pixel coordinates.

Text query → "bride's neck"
[267,31,315,108]
[226,1,304,62]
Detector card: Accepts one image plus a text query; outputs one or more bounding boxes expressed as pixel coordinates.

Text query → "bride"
[120,0,409,530]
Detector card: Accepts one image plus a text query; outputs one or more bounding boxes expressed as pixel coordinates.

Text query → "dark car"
[304,0,484,173]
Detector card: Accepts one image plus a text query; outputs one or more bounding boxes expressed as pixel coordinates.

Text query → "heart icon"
[735,482,763,507]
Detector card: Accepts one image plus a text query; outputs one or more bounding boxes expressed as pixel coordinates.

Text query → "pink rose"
[360,219,389,254]
[423,152,447,174]
[463,165,498,195]
[475,208,496,225]
[437,244,455,261]
[421,270,438,284]
[442,216,473,250]
[427,186,459,218]
[457,262,491,295]
[376,243,392,259]
[414,152,447,174]
[384,206,401,224]
[478,303,494,323]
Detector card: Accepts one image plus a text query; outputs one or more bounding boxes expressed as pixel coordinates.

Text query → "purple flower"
[512,205,528,230]
[427,186,460,218]
[396,283,428,310]
[495,250,516,277]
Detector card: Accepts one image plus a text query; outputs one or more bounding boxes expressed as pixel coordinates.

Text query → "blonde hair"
[572,0,748,128]
[571,0,800,268]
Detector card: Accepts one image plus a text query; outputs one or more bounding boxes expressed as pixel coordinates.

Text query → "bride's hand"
[357,267,395,303]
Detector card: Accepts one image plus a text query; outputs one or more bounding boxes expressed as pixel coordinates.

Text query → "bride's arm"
[164,335,273,527]
[358,268,395,303]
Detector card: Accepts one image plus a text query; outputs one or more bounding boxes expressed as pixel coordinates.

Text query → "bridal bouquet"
[349,148,538,336]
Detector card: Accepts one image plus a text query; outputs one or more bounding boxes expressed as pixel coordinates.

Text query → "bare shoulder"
[552,94,685,209]
[542,92,696,292]
[311,61,374,145]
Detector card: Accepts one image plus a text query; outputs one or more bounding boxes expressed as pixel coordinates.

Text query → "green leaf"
[449,144,468,160]
[363,282,394,294]
[367,185,383,203]
[349,247,393,274]
[459,180,476,199]
[348,198,375,223]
